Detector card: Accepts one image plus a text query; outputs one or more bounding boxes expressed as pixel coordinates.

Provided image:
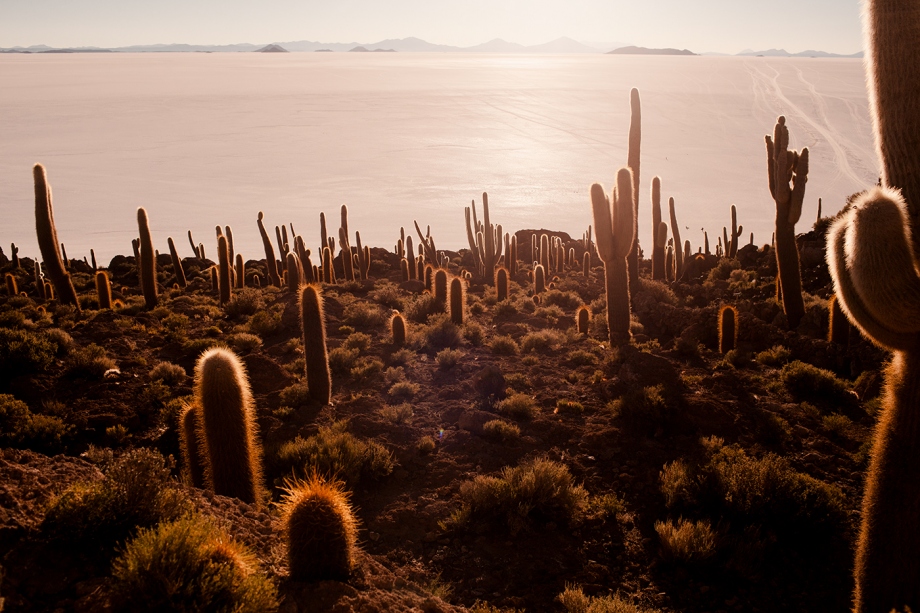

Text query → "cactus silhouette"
[257,212,281,287]
[280,474,357,582]
[167,237,187,288]
[669,197,683,279]
[194,347,263,505]
[235,254,245,288]
[434,269,448,308]
[5,273,17,296]
[727,204,743,259]
[218,235,231,305]
[137,207,158,310]
[718,305,738,354]
[95,271,112,309]
[591,167,635,346]
[286,252,300,292]
[651,177,665,280]
[300,284,331,405]
[33,164,80,310]
[627,89,641,290]
[495,267,509,302]
[766,116,808,329]
[534,264,546,295]
[450,277,465,325]
[11,243,20,269]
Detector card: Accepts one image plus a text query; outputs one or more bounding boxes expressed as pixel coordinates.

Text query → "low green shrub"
[655,518,717,563]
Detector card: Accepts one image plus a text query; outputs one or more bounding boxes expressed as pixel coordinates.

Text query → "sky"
[1,0,863,55]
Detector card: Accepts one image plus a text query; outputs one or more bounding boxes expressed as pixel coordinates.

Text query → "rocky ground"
[0,218,885,612]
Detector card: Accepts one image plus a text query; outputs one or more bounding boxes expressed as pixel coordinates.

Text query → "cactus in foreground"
[591,167,636,346]
[195,347,263,505]
[450,277,465,325]
[137,207,158,310]
[257,212,281,287]
[167,237,187,288]
[576,305,591,335]
[33,164,80,310]
[766,116,808,329]
[300,284,331,405]
[718,305,738,354]
[179,402,205,488]
[280,474,357,582]
[95,271,112,309]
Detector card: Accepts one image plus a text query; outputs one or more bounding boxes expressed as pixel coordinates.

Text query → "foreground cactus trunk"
[828,2,920,609]
[591,168,635,346]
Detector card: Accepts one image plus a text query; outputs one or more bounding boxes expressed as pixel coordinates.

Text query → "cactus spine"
[592,168,635,346]
[280,474,357,581]
[33,164,80,310]
[576,305,591,335]
[257,212,281,287]
[179,402,206,488]
[300,284,332,405]
[450,277,465,325]
[766,116,808,329]
[167,237,186,288]
[195,347,263,505]
[95,271,112,309]
[718,305,738,354]
[137,207,158,310]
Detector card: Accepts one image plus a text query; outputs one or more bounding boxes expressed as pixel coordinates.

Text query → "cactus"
[766,116,808,329]
[163,238,185,289]
[286,252,300,292]
[322,247,335,284]
[665,243,674,282]
[257,212,281,287]
[179,402,205,488]
[5,273,17,296]
[33,164,80,310]
[95,271,112,309]
[827,294,849,346]
[187,230,198,258]
[718,305,738,354]
[280,474,357,582]
[300,284,331,405]
[450,277,465,325]
[627,88,641,290]
[210,266,219,295]
[704,231,710,256]
[510,234,518,277]
[399,258,410,281]
[534,264,546,295]
[495,267,509,302]
[338,206,355,282]
[11,243,20,269]
[137,207,158,310]
[195,347,263,505]
[225,225,235,268]
[727,204,743,259]
[356,231,369,280]
[651,177,665,280]
[582,251,590,277]
[215,235,230,305]
[576,305,591,335]
[90,248,97,272]
[390,312,407,346]
[669,197,683,279]
[235,254,245,288]
[591,168,635,346]
[413,221,438,266]
[434,269,448,308]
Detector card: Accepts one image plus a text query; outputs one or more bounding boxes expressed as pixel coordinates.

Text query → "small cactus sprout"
[576,305,591,334]
[450,277,465,325]
[167,237,187,288]
[195,347,264,505]
[179,402,206,488]
[279,474,358,582]
[218,235,232,305]
[495,267,509,302]
[95,271,112,309]
[33,164,80,310]
[5,273,17,296]
[534,264,546,295]
[137,207,158,310]
[718,305,738,354]
[391,311,407,346]
[300,284,332,405]
[434,269,449,308]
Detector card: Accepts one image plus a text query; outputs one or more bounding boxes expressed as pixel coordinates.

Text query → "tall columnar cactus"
[592,168,635,346]
[390,312,406,346]
[179,402,206,488]
[322,247,335,284]
[280,474,357,582]
[90,249,97,272]
[450,277,465,325]
[167,237,186,288]
[669,197,683,279]
[195,347,263,505]
[727,204,743,259]
[627,88,641,290]
[286,252,300,293]
[137,207,158,310]
[300,284,331,405]
[235,254,245,288]
[495,267,509,302]
[33,164,80,310]
[218,235,232,305]
[225,225,235,269]
[187,230,198,258]
[95,271,112,309]
[434,269,448,308]
[766,116,808,329]
[534,264,546,295]
[510,235,518,277]
[651,177,665,280]
[576,305,591,335]
[257,212,281,287]
[718,305,738,354]
[5,273,18,296]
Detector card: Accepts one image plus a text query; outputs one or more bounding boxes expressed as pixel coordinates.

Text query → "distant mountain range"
[0,38,862,57]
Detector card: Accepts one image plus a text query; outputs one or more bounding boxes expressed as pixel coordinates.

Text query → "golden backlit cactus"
[827,294,849,346]
[300,284,331,405]
[137,207,158,310]
[390,312,407,346]
[195,347,264,505]
[434,269,449,308]
[33,164,80,310]
[591,167,635,346]
[167,237,187,288]
[286,252,300,293]
[279,474,357,582]
[534,264,546,295]
[95,271,112,310]
[179,402,206,488]
[218,235,231,305]
[495,267,509,302]
[5,273,17,296]
[235,253,245,288]
[766,116,808,329]
[450,277,465,325]
[257,211,281,287]
[718,305,738,354]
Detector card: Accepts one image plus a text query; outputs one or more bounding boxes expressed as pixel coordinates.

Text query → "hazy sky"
[1,0,863,54]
